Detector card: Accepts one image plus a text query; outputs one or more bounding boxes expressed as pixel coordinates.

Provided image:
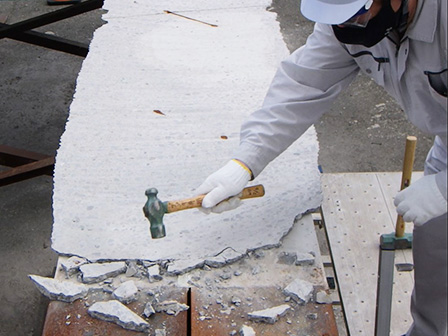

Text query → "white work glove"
[394,174,448,226]
[196,160,251,214]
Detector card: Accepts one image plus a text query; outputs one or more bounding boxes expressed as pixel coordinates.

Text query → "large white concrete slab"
[52,0,322,265]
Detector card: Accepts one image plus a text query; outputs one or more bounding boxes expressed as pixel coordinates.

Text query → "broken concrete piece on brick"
[143,302,156,318]
[153,300,189,316]
[29,275,89,303]
[295,252,315,266]
[125,261,139,277]
[60,256,88,277]
[112,280,138,304]
[240,325,256,335]
[283,278,314,304]
[155,329,166,336]
[205,248,243,268]
[88,300,149,332]
[315,290,333,304]
[166,258,205,276]
[277,251,297,265]
[248,304,290,324]
[80,261,126,284]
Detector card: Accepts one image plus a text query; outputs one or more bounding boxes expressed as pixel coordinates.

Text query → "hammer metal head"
[143,188,167,239]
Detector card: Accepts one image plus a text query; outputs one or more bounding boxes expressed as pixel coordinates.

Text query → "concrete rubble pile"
[29,244,333,333]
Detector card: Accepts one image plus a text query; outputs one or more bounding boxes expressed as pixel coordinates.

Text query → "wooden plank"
[42,287,189,336]
[191,287,338,336]
[321,172,417,336]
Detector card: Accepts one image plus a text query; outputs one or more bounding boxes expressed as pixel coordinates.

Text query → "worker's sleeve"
[233,23,359,177]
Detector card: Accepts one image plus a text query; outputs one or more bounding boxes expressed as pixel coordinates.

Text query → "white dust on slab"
[247,304,291,324]
[51,0,322,266]
[29,275,89,303]
[88,300,150,332]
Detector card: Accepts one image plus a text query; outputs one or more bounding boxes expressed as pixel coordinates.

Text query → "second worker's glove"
[394,174,447,226]
[195,159,252,213]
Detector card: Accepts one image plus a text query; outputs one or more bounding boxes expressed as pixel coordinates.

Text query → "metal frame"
[0,0,104,186]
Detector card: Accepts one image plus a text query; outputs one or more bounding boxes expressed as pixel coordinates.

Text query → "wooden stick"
[166,184,265,213]
[395,136,417,238]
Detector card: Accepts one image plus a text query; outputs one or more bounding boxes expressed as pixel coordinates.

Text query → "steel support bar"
[0,144,51,167]
[0,0,104,39]
[0,23,89,56]
[0,157,54,187]
[375,249,396,336]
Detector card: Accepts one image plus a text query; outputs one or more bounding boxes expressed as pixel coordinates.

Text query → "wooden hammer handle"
[395,136,417,238]
[165,184,265,213]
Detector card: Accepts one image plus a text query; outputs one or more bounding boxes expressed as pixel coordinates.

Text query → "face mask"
[332,0,405,47]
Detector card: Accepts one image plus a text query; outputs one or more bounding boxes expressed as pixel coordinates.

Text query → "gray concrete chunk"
[80,261,126,283]
[283,278,314,304]
[240,325,256,335]
[29,275,88,303]
[153,300,189,316]
[295,252,315,266]
[248,304,290,324]
[60,256,88,277]
[315,290,333,304]
[112,280,138,304]
[88,300,150,332]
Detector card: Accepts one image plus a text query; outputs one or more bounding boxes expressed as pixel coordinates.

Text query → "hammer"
[143,184,265,239]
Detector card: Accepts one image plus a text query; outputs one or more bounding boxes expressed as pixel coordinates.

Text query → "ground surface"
[0,0,433,335]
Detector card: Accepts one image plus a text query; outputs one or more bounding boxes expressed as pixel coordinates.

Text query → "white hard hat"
[301,0,371,25]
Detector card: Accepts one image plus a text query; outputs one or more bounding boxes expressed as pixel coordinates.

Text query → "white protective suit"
[233,0,447,335]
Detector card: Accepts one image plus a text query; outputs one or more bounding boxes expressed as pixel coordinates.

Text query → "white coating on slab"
[52,0,322,264]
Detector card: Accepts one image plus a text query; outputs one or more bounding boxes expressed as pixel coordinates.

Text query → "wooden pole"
[395,136,417,238]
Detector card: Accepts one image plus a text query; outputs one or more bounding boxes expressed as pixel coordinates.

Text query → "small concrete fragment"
[205,248,243,268]
[240,325,256,335]
[143,302,156,318]
[153,300,189,316]
[112,280,138,304]
[315,290,333,304]
[88,300,150,332]
[155,329,166,336]
[29,275,88,303]
[60,256,88,277]
[125,261,139,277]
[283,278,314,304]
[80,261,126,284]
[395,263,414,272]
[295,252,315,266]
[277,251,297,265]
[248,304,290,324]
[147,264,163,282]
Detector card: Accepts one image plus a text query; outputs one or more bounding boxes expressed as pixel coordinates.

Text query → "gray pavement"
[0,0,433,335]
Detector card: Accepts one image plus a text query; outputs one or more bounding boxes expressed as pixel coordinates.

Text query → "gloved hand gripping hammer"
[143,185,265,239]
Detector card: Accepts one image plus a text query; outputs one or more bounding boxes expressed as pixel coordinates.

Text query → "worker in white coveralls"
[196,0,447,334]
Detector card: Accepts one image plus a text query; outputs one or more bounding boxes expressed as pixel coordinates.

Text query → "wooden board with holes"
[321,172,422,336]
[190,287,338,335]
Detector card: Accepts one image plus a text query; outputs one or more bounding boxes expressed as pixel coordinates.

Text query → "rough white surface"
[248,304,290,324]
[80,261,126,283]
[88,300,150,332]
[29,275,88,303]
[52,0,322,264]
[240,325,256,336]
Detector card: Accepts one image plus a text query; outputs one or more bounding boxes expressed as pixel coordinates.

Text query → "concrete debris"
[315,290,333,304]
[80,261,126,284]
[205,248,243,268]
[112,280,139,304]
[155,329,166,336]
[307,313,318,320]
[125,261,139,277]
[143,302,156,318]
[147,264,163,282]
[283,278,314,304]
[248,304,290,324]
[29,275,89,303]
[231,296,242,306]
[295,252,315,266]
[153,300,189,316]
[60,256,88,277]
[166,259,205,276]
[277,252,297,265]
[88,300,150,332]
[240,325,256,335]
